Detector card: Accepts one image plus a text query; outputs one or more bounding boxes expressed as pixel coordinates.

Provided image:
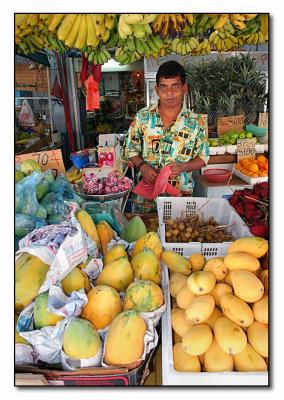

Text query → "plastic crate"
[209,146,226,155]
[161,266,268,386]
[234,169,268,185]
[156,197,252,257]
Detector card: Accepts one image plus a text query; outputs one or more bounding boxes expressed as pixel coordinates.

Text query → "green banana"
[134,38,145,55]
[88,51,95,63]
[132,24,146,39]
[127,38,136,52]
[146,36,159,53]
[152,34,164,49]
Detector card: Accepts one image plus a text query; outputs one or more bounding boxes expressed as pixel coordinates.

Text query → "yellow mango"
[204,338,234,372]
[253,294,268,324]
[203,257,227,281]
[171,308,192,337]
[220,293,254,327]
[231,269,264,303]
[204,307,223,329]
[247,321,268,357]
[182,324,213,355]
[169,272,188,298]
[96,220,115,257]
[214,317,247,355]
[173,342,201,372]
[162,251,192,276]
[185,294,215,324]
[224,252,260,272]
[187,271,216,295]
[188,253,206,272]
[233,343,267,372]
[131,232,163,259]
[76,209,101,252]
[176,286,195,309]
[259,270,269,292]
[173,331,182,344]
[96,256,134,292]
[104,310,146,365]
[104,245,127,265]
[34,291,64,329]
[131,247,161,285]
[81,285,122,330]
[211,283,233,306]
[15,253,50,311]
[123,280,164,312]
[61,267,91,295]
[223,270,233,286]
[227,237,268,259]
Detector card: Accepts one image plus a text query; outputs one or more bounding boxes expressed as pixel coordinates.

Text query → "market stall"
[15,13,269,387]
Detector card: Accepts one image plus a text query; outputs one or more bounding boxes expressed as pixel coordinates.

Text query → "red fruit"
[250,223,268,239]
[245,202,257,211]
[234,203,245,216]
[233,189,244,197]
[229,195,240,207]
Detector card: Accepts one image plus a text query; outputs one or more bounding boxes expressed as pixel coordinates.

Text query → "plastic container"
[209,146,226,155]
[203,169,232,183]
[234,169,268,185]
[161,265,268,386]
[156,197,251,257]
[246,124,268,137]
[71,150,90,169]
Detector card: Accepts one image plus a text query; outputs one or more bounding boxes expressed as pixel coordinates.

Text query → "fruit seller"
[124,60,209,212]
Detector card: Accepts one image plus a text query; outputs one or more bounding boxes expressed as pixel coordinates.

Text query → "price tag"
[15,149,65,178]
[258,112,268,128]
[237,139,256,162]
[217,115,244,136]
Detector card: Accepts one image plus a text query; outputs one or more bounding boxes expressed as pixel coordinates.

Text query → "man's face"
[156,76,188,108]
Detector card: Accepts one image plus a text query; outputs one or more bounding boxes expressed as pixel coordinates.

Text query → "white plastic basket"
[161,266,268,386]
[209,146,226,155]
[156,197,252,257]
[234,169,268,185]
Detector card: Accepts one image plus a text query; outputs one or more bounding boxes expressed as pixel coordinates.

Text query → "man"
[124,60,209,212]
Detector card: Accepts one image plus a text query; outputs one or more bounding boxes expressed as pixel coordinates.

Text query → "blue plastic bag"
[15,213,47,238]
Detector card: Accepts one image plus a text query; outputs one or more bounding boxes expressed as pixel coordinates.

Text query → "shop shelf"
[156,197,252,257]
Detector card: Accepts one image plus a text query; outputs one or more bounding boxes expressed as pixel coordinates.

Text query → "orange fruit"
[240,159,249,166]
[235,163,241,170]
[260,171,268,177]
[258,161,266,169]
[248,157,256,162]
[257,155,267,163]
[264,161,268,170]
[249,164,259,173]
[252,173,259,178]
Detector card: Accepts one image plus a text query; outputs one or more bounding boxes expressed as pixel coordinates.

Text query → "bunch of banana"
[171,36,200,55]
[191,38,212,56]
[229,14,247,30]
[117,14,157,39]
[259,14,269,36]
[115,34,164,63]
[66,167,82,184]
[152,14,188,38]
[242,31,267,46]
[209,28,239,52]
[213,14,230,30]
[84,45,111,65]
[114,47,142,65]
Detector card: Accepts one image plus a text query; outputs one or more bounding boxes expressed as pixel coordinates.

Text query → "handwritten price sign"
[15,149,65,178]
[237,139,256,162]
[258,112,268,129]
[217,115,244,136]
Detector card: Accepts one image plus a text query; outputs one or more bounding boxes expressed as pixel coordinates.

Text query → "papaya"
[96,256,134,292]
[187,271,216,295]
[123,280,164,313]
[81,285,122,330]
[169,272,188,298]
[214,317,247,355]
[162,251,192,276]
[76,209,101,252]
[61,267,91,295]
[224,252,260,272]
[203,257,227,281]
[96,220,115,256]
[63,318,102,359]
[231,269,264,303]
[188,253,206,272]
[173,342,201,372]
[204,338,234,372]
[104,310,146,365]
[182,324,213,356]
[171,308,192,337]
[104,245,127,265]
[131,248,161,285]
[247,321,268,357]
[233,343,267,372]
[227,237,268,259]
[220,293,254,328]
[15,253,50,311]
[121,215,147,243]
[211,283,233,306]
[185,294,215,324]
[131,232,163,259]
[33,291,64,329]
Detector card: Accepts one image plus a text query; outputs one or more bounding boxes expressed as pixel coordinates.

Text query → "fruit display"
[165,214,235,243]
[229,182,269,238]
[235,155,269,178]
[82,170,132,195]
[219,130,255,146]
[164,236,269,372]
[15,13,268,64]
[65,167,83,184]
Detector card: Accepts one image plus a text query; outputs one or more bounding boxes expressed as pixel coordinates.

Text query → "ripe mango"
[182,324,213,356]
[188,253,206,272]
[173,342,201,372]
[214,317,247,355]
[227,237,268,259]
[96,256,134,292]
[223,270,233,286]
[33,291,64,329]
[203,257,227,281]
[224,252,260,272]
[97,220,115,257]
[169,272,188,298]
[204,307,223,329]
[171,308,192,337]
[185,294,215,324]
[220,293,254,328]
[176,286,195,309]
[61,267,91,295]
[162,251,192,276]
[131,247,161,285]
[104,245,127,265]
[211,283,233,306]
[259,270,269,292]
[104,310,146,365]
[173,331,182,344]
[233,343,267,372]
[253,294,268,324]
[81,285,122,330]
[231,269,264,303]
[131,232,162,259]
[247,321,268,357]
[187,271,216,295]
[204,338,234,372]
[123,280,164,312]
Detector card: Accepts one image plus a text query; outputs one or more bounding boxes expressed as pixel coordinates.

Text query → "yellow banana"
[123,14,144,24]
[214,14,229,30]
[260,14,269,34]
[184,14,194,25]
[209,31,218,43]
[176,41,183,54]
[86,14,98,47]
[102,28,111,43]
[74,14,87,49]
[188,37,197,50]
[171,38,180,52]
[64,14,82,47]
[48,14,64,32]
[15,14,28,27]
[231,18,246,30]
[27,14,39,26]
[93,14,106,38]
[118,14,132,39]
[185,41,192,53]
[257,31,265,43]
[104,14,115,30]
[231,14,245,22]
[138,14,157,24]
[57,14,77,42]
[224,37,234,49]
[39,14,50,21]
[202,38,209,50]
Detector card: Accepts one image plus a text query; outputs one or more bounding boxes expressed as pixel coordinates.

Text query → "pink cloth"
[133,165,180,200]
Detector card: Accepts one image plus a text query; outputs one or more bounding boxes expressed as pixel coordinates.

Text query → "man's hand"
[168,162,186,180]
[140,164,159,184]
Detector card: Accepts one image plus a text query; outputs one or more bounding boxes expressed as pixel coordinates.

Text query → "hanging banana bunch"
[117,14,157,40]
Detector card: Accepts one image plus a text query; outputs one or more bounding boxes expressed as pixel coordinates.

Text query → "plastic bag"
[40,191,69,216]
[84,75,100,111]
[50,173,74,198]
[15,213,47,238]
[18,99,35,127]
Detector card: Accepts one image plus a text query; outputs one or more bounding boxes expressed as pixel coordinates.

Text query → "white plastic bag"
[18,99,35,127]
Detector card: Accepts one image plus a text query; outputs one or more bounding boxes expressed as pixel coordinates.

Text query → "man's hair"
[156,61,186,85]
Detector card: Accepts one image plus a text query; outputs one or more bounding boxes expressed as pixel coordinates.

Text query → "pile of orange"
[235,155,268,178]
